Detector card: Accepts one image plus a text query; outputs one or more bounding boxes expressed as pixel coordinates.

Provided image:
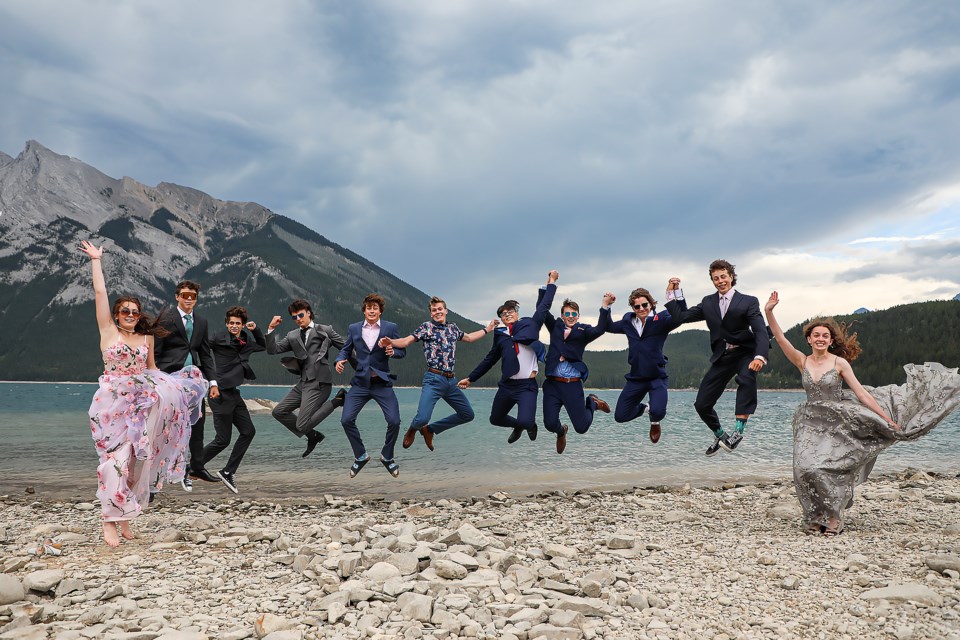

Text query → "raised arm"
[532,271,559,328]
[79,241,114,338]
[836,358,899,430]
[763,291,804,370]
[381,334,416,349]
[462,319,498,343]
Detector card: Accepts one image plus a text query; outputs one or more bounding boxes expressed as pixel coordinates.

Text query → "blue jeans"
[410,371,475,434]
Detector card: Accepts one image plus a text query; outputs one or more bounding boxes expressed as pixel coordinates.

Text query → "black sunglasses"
[291,312,307,319]
[633,302,651,310]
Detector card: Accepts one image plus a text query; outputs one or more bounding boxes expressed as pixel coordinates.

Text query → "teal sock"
[713,427,726,438]
[357,452,369,462]
[735,418,748,433]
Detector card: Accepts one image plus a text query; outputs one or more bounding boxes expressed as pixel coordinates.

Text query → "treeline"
[578,300,960,389]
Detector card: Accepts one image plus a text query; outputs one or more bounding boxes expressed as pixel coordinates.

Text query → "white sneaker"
[181,477,193,492]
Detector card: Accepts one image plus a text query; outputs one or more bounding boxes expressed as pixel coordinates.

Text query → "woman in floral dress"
[81,240,208,547]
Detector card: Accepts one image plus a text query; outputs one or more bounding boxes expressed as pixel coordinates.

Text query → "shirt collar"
[363,320,381,330]
[179,308,192,320]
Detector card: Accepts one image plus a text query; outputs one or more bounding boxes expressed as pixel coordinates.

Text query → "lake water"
[1,382,957,500]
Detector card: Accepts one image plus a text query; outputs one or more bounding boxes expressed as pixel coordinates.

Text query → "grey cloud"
[837,239,960,283]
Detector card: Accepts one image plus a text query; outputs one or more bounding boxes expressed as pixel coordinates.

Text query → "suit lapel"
[171,310,188,342]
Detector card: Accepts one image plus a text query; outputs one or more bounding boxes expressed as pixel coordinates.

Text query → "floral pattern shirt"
[413,321,465,373]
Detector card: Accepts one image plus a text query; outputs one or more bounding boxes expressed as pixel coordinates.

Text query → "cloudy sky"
[2,1,959,347]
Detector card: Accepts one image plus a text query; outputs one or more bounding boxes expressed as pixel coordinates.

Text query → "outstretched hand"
[80,240,103,260]
[335,360,346,374]
[546,270,559,284]
[457,377,471,389]
[602,292,616,307]
[765,291,779,313]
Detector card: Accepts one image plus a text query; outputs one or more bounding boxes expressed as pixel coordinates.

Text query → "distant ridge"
[853,307,871,314]
[0,141,497,383]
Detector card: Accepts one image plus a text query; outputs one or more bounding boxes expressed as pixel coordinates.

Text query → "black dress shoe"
[189,468,220,483]
[303,431,326,458]
[331,388,347,408]
[527,423,538,441]
[507,427,524,444]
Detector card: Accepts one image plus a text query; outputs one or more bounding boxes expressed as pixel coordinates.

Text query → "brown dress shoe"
[556,424,569,454]
[419,426,435,451]
[589,394,611,413]
[649,422,661,444]
[402,428,417,449]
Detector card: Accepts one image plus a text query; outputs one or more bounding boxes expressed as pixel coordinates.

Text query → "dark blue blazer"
[467,283,556,383]
[607,299,685,381]
[543,305,610,383]
[680,291,770,363]
[336,320,406,388]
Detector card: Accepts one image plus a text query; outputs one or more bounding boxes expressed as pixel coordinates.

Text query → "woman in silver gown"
[765,291,960,536]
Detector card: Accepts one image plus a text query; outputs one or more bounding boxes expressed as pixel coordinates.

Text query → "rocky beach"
[1,470,958,640]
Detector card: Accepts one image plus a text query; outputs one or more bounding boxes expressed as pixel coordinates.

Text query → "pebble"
[0,474,955,639]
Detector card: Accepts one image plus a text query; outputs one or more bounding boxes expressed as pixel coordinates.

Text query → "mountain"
[853,307,871,314]
[0,141,497,383]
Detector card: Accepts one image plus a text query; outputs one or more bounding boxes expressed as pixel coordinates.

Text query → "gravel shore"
[1,469,958,640]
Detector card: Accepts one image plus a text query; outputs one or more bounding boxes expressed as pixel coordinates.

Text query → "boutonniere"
[653,313,660,321]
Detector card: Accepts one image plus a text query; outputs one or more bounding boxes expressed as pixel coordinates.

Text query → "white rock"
[606,533,636,549]
[543,543,576,559]
[859,583,943,606]
[433,559,468,580]
[0,574,25,605]
[22,569,65,593]
[925,554,960,574]
[397,592,434,622]
[254,612,295,638]
[364,561,401,582]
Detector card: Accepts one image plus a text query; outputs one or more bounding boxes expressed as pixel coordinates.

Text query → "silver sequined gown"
[792,362,960,532]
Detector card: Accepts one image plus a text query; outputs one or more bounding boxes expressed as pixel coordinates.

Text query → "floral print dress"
[88,337,208,521]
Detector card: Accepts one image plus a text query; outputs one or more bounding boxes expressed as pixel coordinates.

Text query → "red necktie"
[508,324,519,354]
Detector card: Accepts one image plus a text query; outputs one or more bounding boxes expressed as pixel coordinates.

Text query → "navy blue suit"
[607,299,685,424]
[541,304,610,436]
[680,290,770,434]
[337,320,407,461]
[467,284,556,434]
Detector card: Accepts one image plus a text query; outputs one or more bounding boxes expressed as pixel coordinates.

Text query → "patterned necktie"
[719,295,729,319]
[183,314,194,367]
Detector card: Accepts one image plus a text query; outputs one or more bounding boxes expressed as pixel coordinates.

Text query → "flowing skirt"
[89,367,208,521]
[792,362,960,531]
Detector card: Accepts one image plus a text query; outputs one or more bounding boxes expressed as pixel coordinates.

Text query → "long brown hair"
[803,317,861,361]
[112,296,170,337]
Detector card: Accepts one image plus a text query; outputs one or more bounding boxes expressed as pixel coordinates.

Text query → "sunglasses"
[633,302,651,310]
[499,309,518,318]
[562,311,579,318]
[119,308,141,318]
[177,292,198,300]
[291,312,307,319]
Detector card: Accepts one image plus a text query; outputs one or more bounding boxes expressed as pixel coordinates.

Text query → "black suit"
[267,322,346,438]
[681,290,770,434]
[201,327,265,475]
[154,309,216,472]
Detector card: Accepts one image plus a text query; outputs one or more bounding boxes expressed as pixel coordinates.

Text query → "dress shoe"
[331,388,347,408]
[402,428,418,449]
[556,424,569,454]
[589,394,611,413]
[302,431,325,458]
[507,427,524,444]
[649,422,661,444]
[419,426,435,451]
[189,469,220,483]
[527,423,538,441]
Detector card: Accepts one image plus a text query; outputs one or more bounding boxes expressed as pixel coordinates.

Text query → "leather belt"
[548,375,581,383]
[428,367,455,378]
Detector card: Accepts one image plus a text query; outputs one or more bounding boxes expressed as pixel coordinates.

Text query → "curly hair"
[112,296,170,337]
[628,288,657,309]
[225,305,248,324]
[363,293,386,313]
[708,259,737,287]
[803,317,862,362]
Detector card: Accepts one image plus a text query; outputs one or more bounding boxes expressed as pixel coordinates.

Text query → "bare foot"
[102,522,121,547]
[118,521,136,540]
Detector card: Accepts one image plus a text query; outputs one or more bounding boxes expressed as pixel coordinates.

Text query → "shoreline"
[0,468,957,639]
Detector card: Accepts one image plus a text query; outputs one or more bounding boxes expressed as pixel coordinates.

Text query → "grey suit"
[267,323,346,437]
